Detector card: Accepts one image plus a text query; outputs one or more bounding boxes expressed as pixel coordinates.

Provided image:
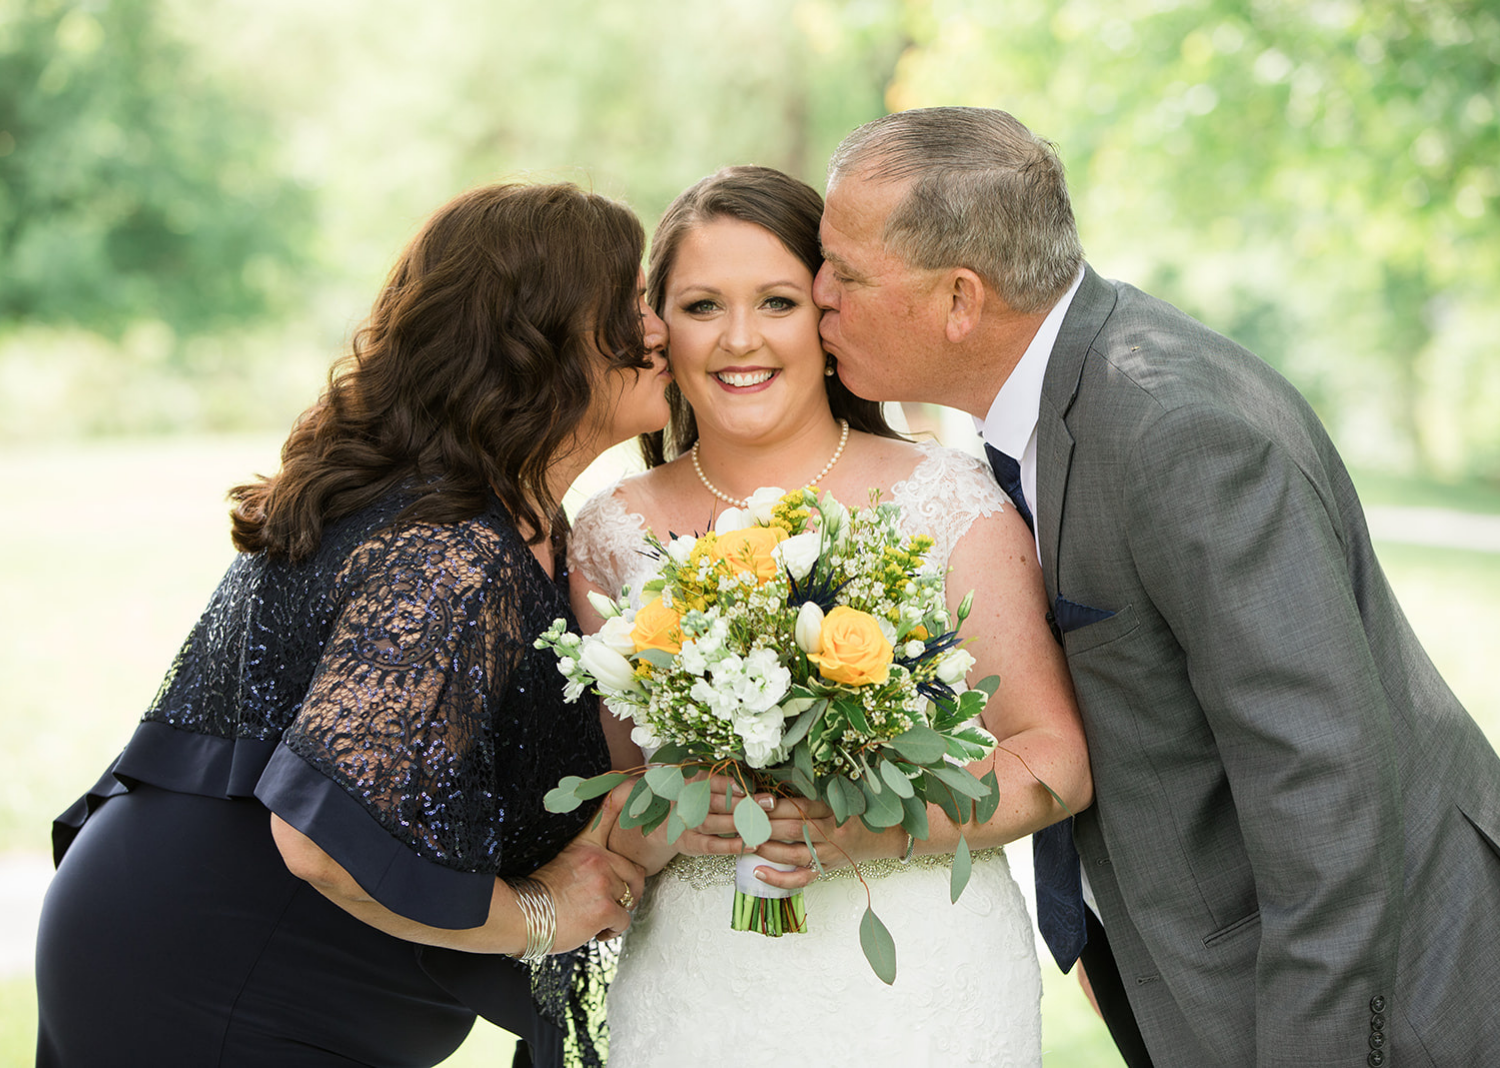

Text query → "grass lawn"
[1,437,1496,1067]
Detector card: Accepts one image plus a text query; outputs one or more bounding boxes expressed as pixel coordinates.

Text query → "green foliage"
[889,0,1500,480]
[0,0,315,339]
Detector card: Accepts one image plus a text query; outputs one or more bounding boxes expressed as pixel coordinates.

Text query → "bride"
[569,166,1090,1066]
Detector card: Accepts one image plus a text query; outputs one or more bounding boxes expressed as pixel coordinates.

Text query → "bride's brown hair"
[230,182,649,559]
[639,165,901,467]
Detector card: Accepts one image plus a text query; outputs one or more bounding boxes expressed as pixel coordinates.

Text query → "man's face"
[814,175,942,403]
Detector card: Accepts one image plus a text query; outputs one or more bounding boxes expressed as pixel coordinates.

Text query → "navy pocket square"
[1051,595,1116,634]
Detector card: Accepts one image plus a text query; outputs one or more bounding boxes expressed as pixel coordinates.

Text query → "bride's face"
[662,217,830,447]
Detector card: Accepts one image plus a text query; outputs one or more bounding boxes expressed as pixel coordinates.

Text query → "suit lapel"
[1036,265,1116,598]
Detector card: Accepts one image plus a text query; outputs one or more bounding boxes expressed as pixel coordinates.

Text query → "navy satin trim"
[114,720,280,798]
[255,744,494,930]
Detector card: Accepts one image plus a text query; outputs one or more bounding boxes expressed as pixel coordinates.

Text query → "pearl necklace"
[692,420,850,508]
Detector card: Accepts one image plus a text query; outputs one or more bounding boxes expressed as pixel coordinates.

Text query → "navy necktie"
[983,443,1088,972]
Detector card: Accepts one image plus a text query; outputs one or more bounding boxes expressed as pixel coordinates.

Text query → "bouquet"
[538,486,1003,983]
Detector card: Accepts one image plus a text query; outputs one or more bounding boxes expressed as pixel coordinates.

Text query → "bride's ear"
[943,269,986,343]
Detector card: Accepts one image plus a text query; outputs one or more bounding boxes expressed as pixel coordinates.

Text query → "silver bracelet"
[506,876,556,963]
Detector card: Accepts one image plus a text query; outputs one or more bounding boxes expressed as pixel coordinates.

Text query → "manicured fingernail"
[758,795,775,810]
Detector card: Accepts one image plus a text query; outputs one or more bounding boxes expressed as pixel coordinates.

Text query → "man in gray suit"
[815,106,1500,1067]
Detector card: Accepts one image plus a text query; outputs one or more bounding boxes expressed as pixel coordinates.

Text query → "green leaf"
[627,781,659,818]
[879,759,916,799]
[929,762,989,800]
[890,724,947,764]
[618,792,669,830]
[643,764,685,800]
[801,825,824,875]
[779,698,826,750]
[835,696,872,736]
[636,648,675,669]
[950,835,972,903]
[923,776,968,825]
[677,778,712,829]
[575,771,630,800]
[827,775,866,823]
[860,776,905,828]
[900,793,930,840]
[542,783,583,813]
[975,769,1000,825]
[650,742,690,765]
[666,807,688,845]
[973,675,1000,698]
[733,795,772,848]
[859,907,898,985]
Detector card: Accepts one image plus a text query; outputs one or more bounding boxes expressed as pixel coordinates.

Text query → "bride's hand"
[750,811,906,888]
[675,775,832,856]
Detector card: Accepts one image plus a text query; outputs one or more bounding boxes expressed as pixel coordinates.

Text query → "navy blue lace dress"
[35,490,610,1068]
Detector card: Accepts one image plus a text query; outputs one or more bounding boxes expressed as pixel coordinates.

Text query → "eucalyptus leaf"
[924,776,964,824]
[627,782,659,818]
[636,648,675,669]
[879,759,916,799]
[542,783,583,813]
[574,771,631,800]
[860,776,905,828]
[950,835,972,903]
[891,724,947,764]
[829,775,866,822]
[975,769,1001,825]
[677,778,712,829]
[801,825,824,875]
[650,742,690,765]
[666,807,688,845]
[899,793,930,840]
[859,907,898,986]
[733,795,772,848]
[973,674,1000,698]
[779,698,827,750]
[929,763,989,800]
[619,792,669,830]
[643,764,685,800]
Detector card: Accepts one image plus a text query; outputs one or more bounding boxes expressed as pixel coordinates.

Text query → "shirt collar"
[977,266,1085,456]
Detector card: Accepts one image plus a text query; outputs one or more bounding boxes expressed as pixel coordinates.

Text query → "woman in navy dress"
[35,182,672,1068]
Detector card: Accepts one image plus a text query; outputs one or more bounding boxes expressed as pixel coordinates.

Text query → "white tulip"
[578,639,641,693]
[596,614,637,657]
[744,486,786,525]
[665,535,697,565]
[794,601,825,654]
[585,589,621,620]
[773,531,821,581]
[935,647,976,685]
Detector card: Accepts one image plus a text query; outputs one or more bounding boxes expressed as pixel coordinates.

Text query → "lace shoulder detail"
[569,480,653,598]
[889,442,1012,568]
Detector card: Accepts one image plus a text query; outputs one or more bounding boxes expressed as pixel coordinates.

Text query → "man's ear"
[943,269,986,342]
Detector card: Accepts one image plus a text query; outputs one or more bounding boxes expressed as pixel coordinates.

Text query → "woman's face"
[661,217,829,447]
[589,270,672,447]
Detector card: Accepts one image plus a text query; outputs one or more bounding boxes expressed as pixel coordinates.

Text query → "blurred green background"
[2,0,1497,1064]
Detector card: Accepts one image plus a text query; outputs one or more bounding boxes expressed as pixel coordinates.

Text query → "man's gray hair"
[828,107,1084,314]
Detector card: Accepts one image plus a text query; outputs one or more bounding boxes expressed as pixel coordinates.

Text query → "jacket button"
[1370,1013,1385,1031]
[1369,994,1386,1014]
[1367,1052,1385,1067]
[1369,1030,1386,1050]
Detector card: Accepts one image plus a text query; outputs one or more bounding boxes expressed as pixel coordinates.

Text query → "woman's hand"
[532,789,646,949]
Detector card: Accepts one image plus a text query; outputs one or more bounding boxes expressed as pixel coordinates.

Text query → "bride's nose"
[719,307,761,356]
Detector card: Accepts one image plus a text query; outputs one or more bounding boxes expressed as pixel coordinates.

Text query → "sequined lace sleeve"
[889,442,1013,568]
[280,519,524,872]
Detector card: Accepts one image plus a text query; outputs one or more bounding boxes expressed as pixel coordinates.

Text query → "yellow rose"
[706,525,788,585]
[808,606,893,686]
[631,597,684,654]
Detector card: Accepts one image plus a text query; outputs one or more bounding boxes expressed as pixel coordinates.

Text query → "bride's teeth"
[716,370,775,387]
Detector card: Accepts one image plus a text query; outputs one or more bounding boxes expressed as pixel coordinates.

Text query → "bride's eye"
[682,299,719,315]
[763,296,797,312]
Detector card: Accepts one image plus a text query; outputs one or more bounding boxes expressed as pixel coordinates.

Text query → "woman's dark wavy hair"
[640,165,899,467]
[230,182,649,559]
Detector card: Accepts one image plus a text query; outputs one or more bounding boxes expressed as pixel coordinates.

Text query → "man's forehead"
[824,174,906,245]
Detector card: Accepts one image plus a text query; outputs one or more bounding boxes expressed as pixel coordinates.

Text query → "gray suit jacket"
[1036,266,1500,1066]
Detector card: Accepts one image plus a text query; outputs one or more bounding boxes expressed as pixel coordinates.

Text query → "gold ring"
[618,887,635,910]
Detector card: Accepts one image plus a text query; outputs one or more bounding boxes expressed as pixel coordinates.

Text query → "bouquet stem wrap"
[731,857,806,936]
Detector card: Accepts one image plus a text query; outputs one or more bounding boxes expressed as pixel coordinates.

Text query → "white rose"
[794,601,825,654]
[935,647,976,685]
[773,531,821,581]
[596,614,638,657]
[744,486,786,525]
[713,506,752,533]
[578,639,641,694]
[903,639,926,659]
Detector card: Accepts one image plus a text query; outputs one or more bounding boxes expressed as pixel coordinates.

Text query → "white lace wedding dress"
[569,442,1043,1067]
